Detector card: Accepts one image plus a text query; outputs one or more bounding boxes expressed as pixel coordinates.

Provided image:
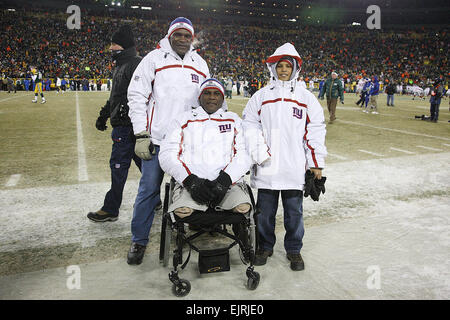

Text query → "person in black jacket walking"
[87,25,143,222]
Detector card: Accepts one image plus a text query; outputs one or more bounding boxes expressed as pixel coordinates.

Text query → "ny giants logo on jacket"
[293,106,303,119]
[191,74,199,83]
[218,123,232,133]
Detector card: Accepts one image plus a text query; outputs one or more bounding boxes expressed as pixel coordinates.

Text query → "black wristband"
[135,134,149,139]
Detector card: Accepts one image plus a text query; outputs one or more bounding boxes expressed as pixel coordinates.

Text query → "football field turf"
[0,90,449,189]
[0,90,449,279]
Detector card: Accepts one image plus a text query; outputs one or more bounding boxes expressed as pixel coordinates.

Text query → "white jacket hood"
[266,43,302,82]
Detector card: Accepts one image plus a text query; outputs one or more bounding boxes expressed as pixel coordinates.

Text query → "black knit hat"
[111,25,135,49]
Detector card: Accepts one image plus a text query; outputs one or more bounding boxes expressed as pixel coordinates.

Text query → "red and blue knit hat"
[199,78,225,99]
[168,17,194,39]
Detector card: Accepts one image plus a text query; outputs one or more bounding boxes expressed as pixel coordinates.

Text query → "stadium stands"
[0,5,448,88]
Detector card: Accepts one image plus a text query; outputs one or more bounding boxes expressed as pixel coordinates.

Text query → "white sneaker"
[41,99,46,104]
[371,111,378,114]
[363,110,369,113]
[32,99,37,103]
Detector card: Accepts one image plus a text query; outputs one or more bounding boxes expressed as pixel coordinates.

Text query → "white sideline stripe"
[442,143,450,147]
[358,149,384,157]
[327,153,347,160]
[390,147,415,155]
[5,174,21,187]
[339,120,450,141]
[416,145,443,152]
[76,92,89,181]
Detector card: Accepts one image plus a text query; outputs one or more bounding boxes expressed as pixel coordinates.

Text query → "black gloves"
[183,174,216,205]
[95,116,108,131]
[304,170,327,201]
[209,170,232,206]
[96,101,110,131]
[184,171,232,206]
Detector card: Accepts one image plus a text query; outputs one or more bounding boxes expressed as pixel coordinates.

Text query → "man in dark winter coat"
[385,81,396,106]
[87,25,143,222]
[429,78,444,123]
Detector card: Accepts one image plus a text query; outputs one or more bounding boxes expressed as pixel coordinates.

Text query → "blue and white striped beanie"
[167,17,194,39]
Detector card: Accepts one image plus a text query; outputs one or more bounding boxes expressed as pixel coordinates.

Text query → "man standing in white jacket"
[242,43,327,271]
[126,17,210,265]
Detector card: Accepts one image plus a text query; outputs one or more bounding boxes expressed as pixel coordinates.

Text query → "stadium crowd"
[0,8,448,91]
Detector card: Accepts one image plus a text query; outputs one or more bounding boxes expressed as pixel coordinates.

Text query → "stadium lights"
[352,22,361,26]
[131,6,139,9]
[141,6,152,10]
[7,8,16,11]
[289,19,296,22]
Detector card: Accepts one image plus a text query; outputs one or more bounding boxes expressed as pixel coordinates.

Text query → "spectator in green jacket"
[318,71,344,124]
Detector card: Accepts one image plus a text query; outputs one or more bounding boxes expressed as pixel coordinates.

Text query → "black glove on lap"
[183,174,216,205]
[209,170,232,206]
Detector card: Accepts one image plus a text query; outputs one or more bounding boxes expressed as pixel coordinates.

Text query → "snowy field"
[0,91,449,299]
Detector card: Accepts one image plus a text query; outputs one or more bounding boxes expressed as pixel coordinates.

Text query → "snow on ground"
[0,152,449,299]
[1,152,448,253]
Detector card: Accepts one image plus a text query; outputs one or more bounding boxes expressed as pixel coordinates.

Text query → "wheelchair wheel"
[159,182,171,263]
[172,279,191,297]
[162,216,172,267]
[246,268,260,291]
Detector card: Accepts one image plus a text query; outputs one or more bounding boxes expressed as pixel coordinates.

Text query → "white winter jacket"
[127,37,210,145]
[242,43,327,190]
[159,106,252,185]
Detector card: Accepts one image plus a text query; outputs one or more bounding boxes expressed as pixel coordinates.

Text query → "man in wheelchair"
[159,78,253,222]
[158,78,261,296]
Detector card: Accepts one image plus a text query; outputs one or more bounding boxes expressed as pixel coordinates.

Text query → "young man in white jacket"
[242,43,327,271]
[126,17,210,265]
[159,78,252,217]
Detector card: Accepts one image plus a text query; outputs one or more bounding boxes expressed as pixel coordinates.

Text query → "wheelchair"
[159,178,261,297]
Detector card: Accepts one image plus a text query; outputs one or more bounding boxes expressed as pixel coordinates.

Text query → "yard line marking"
[339,120,450,141]
[442,143,450,147]
[358,149,384,157]
[76,92,89,181]
[327,153,348,160]
[390,147,415,155]
[5,174,21,187]
[416,145,443,152]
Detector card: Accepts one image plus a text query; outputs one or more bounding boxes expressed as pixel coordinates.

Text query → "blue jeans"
[102,126,141,216]
[256,189,305,254]
[430,97,441,121]
[131,145,164,246]
[387,94,394,106]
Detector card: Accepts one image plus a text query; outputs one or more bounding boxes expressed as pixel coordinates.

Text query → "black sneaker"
[127,242,146,265]
[286,253,305,271]
[253,249,273,266]
[87,210,118,222]
[155,200,162,211]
